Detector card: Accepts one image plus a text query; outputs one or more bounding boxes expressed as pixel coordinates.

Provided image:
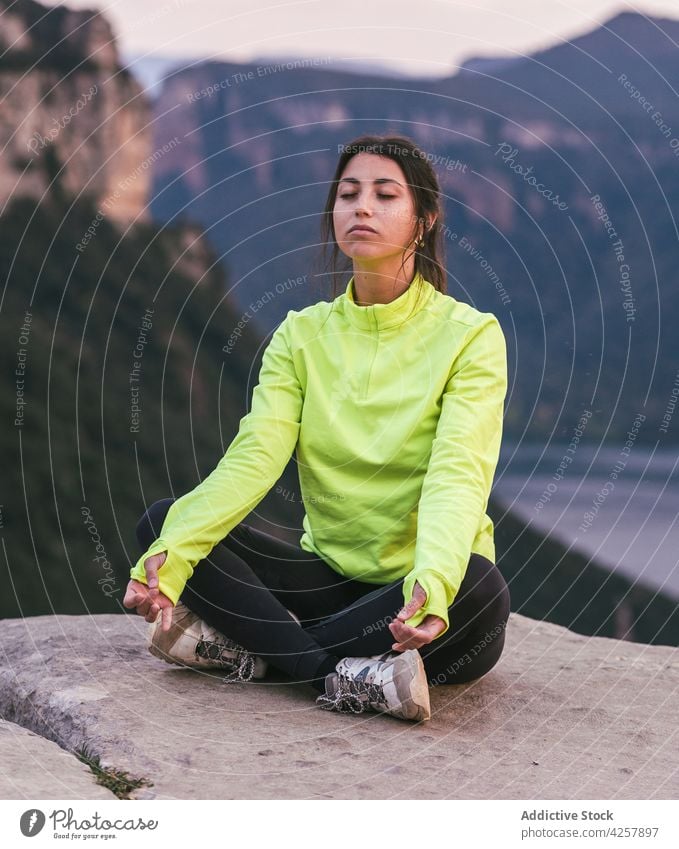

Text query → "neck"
[351,258,416,306]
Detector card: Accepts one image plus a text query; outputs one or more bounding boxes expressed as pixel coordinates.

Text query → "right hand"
[123,551,175,632]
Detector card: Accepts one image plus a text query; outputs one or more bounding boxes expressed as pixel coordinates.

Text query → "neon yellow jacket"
[130,270,508,637]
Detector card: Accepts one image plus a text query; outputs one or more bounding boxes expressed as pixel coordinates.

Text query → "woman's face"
[333,153,421,263]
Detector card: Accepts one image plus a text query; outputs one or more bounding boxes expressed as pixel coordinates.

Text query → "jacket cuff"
[402,570,454,638]
[129,538,188,606]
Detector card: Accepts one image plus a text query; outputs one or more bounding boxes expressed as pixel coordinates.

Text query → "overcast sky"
[42,0,679,77]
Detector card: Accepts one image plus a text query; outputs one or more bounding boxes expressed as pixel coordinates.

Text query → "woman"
[124,134,510,723]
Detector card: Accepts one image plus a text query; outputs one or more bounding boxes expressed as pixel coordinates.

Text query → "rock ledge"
[0,613,677,799]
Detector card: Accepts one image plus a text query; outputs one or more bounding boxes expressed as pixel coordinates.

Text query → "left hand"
[389,581,446,651]
[122,551,174,631]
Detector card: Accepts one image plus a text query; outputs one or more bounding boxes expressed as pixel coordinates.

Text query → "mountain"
[0,0,302,619]
[1,1,676,644]
[458,56,523,76]
[0,0,150,224]
[142,10,679,447]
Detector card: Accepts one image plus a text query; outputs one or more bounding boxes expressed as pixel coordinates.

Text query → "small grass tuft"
[74,743,154,799]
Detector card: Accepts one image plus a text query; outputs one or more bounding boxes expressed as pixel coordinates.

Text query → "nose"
[353,203,372,218]
[353,205,376,226]
[350,189,374,215]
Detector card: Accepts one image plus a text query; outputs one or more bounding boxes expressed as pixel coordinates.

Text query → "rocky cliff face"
[0,0,291,626]
[0,0,150,224]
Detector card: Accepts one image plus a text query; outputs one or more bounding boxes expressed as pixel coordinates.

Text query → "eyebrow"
[337,177,403,187]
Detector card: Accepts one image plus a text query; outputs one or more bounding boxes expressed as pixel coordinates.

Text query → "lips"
[348,225,377,234]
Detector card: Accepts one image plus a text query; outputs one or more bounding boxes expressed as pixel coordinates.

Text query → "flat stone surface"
[0,718,115,799]
[0,613,677,799]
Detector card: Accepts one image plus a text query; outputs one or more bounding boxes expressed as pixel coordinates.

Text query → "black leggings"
[135,498,511,692]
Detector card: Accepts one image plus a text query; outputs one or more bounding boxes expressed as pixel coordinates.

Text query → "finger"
[390,619,414,638]
[413,614,447,641]
[410,627,438,648]
[145,603,160,623]
[393,617,419,634]
[122,589,138,608]
[393,628,426,650]
[390,622,418,649]
[392,636,423,651]
[145,558,158,590]
[413,580,428,601]
[124,592,144,609]
[161,604,174,632]
[397,597,424,621]
[398,584,428,619]
[123,579,148,604]
[391,643,421,651]
[391,619,431,651]
[136,598,153,617]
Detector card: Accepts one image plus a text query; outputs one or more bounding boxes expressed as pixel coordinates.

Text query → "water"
[492,442,679,600]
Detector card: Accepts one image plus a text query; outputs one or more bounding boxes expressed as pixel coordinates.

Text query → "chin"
[341,242,386,258]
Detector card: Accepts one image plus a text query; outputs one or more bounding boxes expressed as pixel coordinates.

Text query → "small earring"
[418,234,425,247]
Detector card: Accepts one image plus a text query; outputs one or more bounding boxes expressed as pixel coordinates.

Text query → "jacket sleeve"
[129,312,303,604]
[402,314,507,637]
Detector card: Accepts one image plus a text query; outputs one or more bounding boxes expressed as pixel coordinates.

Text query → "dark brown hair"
[313,133,447,302]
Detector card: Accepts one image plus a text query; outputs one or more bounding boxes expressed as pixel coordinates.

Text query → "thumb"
[398,582,427,621]
[144,551,167,591]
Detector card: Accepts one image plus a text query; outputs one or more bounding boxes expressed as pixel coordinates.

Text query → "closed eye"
[339,193,395,199]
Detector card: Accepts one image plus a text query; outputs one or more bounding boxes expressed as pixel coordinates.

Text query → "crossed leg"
[135,498,510,690]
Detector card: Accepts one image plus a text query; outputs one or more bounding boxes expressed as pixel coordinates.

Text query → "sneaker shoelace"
[195,635,256,683]
[316,670,387,714]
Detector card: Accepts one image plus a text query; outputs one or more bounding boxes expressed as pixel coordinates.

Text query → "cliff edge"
[0,612,677,800]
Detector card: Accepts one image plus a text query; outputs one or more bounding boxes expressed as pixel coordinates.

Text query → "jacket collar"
[341,270,435,330]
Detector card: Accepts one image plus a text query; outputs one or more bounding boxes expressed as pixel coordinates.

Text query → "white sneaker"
[316,649,431,721]
[147,602,301,681]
